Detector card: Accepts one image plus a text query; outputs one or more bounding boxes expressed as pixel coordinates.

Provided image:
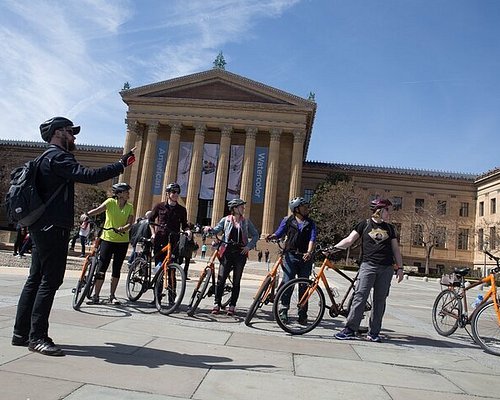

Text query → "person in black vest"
[333,198,403,342]
[12,116,135,356]
[266,197,317,324]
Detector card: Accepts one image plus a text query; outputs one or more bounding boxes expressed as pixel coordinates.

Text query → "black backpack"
[5,148,66,227]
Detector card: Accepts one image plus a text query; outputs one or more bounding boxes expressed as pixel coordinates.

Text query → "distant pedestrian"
[201,243,207,259]
[264,249,270,263]
[258,250,263,262]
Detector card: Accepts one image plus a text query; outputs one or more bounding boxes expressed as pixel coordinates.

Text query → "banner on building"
[226,145,244,200]
[152,140,169,195]
[252,146,268,204]
[176,142,193,195]
[200,143,219,200]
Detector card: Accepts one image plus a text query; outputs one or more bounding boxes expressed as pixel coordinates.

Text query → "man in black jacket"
[12,116,135,356]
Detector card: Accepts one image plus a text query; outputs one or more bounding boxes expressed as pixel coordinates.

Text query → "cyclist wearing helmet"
[13,117,135,356]
[86,183,134,305]
[266,197,317,325]
[205,198,259,316]
[149,182,189,265]
[334,198,403,342]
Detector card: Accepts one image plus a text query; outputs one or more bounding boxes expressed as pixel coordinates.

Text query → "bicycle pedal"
[72,288,76,293]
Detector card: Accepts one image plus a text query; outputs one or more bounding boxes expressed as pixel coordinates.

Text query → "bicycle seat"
[453,267,470,276]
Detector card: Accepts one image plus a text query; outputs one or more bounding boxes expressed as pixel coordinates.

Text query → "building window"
[437,200,447,216]
[206,200,213,219]
[478,228,484,250]
[304,189,314,203]
[479,201,484,217]
[491,198,496,214]
[457,228,469,250]
[490,226,497,250]
[392,196,402,211]
[435,226,446,248]
[415,198,424,214]
[412,224,423,246]
[459,202,469,217]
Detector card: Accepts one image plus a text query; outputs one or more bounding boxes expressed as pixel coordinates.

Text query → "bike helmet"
[165,182,181,193]
[112,182,132,195]
[289,197,309,213]
[370,198,392,212]
[228,198,246,210]
[39,116,80,142]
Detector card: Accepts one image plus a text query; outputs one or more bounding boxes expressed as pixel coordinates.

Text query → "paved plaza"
[1,252,500,399]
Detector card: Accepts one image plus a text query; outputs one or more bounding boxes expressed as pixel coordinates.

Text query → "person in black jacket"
[12,116,135,356]
[266,197,317,325]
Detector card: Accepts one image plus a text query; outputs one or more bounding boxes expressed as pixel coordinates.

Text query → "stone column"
[135,121,159,218]
[288,129,306,201]
[186,123,206,223]
[162,122,182,200]
[240,126,257,217]
[128,126,145,206]
[261,128,281,236]
[120,119,138,184]
[211,125,232,223]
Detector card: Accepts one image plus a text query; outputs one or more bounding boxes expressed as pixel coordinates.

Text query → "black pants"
[98,240,129,278]
[14,226,70,342]
[215,250,246,307]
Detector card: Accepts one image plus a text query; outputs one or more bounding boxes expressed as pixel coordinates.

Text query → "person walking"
[266,197,317,324]
[201,243,207,259]
[13,224,27,256]
[12,116,135,356]
[264,249,270,264]
[77,214,92,257]
[86,183,134,305]
[206,198,259,316]
[334,198,404,342]
[258,249,263,263]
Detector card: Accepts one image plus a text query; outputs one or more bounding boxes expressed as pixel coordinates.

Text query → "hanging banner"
[226,145,244,200]
[176,142,193,195]
[200,143,219,200]
[152,140,169,195]
[252,146,268,204]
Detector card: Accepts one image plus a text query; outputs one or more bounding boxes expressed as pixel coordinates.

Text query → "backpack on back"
[5,148,65,227]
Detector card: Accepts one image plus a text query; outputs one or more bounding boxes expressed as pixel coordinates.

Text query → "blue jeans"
[279,251,313,309]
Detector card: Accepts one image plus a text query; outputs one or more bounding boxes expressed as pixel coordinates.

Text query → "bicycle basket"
[440,273,461,287]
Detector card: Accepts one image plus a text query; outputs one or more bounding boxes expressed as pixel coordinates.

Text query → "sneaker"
[28,338,64,356]
[12,333,29,347]
[109,295,121,305]
[298,312,308,325]
[278,309,289,324]
[227,306,236,316]
[211,305,220,315]
[335,327,357,340]
[87,295,100,305]
[367,333,382,342]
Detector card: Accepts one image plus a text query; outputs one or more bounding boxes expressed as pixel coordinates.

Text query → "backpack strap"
[35,147,68,206]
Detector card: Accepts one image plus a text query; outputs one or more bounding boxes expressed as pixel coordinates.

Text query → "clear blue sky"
[1,0,499,175]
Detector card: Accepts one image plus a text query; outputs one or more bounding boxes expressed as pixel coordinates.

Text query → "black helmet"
[370,198,392,212]
[112,182,132,195]
[39,116,80,142]
[166,182,181,193]
[289,197,308,212]
[228,198,246,210]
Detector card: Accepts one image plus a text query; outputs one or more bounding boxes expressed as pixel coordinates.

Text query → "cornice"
[0,139,122,153]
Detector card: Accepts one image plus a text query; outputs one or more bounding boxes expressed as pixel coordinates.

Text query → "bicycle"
[72,224,122,310]
[126,227,186,315]
[432,250,500,355]
[244,239,284,326]
[272,246,371,335]
[186,234,233,317]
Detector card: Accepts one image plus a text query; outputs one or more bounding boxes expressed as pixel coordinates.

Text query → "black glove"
[120,150,136,167]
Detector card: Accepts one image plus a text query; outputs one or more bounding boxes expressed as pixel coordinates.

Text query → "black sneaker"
[28,338,64,356]
[278,309,289,324]
[12,333,29,347]
[298,313,308,325]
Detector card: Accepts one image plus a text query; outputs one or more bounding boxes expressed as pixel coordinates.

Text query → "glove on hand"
[120,150,136,167]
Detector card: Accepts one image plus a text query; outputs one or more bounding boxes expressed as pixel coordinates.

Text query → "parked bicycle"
[126,225,186,315]
[72,223,122,310]
[186,234,233,317]
[245,239,284,326]
[432,250,500,355]
[272,246,371,335]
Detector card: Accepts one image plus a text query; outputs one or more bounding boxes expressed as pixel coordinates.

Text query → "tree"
[73,184,108,228]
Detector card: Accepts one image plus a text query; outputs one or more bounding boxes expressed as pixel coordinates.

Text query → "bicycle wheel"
[220,270,233,309]
[72,257,93,310]
[471,300,500,356]
[84,255,99,299]
[273,278,325,335]
[245,275,272,326]
[187,267,212,317]
[126,258,149,302]
[432,289,462,336]
[154,263,186,315]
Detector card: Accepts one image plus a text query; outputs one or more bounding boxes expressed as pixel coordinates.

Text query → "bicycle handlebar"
[86,217,124,235]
